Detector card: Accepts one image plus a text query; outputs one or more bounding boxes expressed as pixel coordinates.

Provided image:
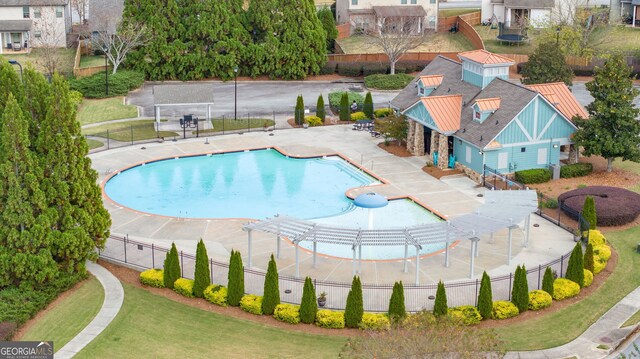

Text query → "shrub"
[350,111,367,121]
[359,313,391,330]
[542,266,554,297]
[593,256,608,274]
[558,186,640,226]
[542,198,559,209]
[262,254,280,316]
[345,276,363,328]
[319,61,337,75]
[528,290,552,311]
[305,116,323,126]
[336,63,362,77]
[316,95,325,122]
[565,242,585,287]
[363,92,373,119]
[388,281,406,322]
[69,70,145,98]
[227,250,244,307]
[433,281,448,317]
[582,195,597,230]
[361,63,388,76]
[140,269,164,288]
[593,244,611,261]
[69,90,83,108]
[295,95,304,126]
[514,169,551,184]
[560,163,593,178]
[193,239,210,298]
[511,265,529,313]
[477,271,493,320]
[339,93,350,121]
[583,269,594,287]
[173,278,194,298]
[448,306,482,326]
[584,242,595,274]
[364,73,414,90]
[315,310,345,329]
[273,304,301,324]
[300,277,318,324]
[328,91,364,110]
[374,108,392,118]
[240,294,263,315]
[587,230,606,246]
[203,285,227,307]
[163,243,181,290]
[492,301,519,320]
[552,278,581,300]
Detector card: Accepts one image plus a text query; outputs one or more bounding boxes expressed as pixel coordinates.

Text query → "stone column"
[437,134,449,169]
[568,144,579,164]
[430,131,439,162]
[414,123,425,156]
[407,120,415,154]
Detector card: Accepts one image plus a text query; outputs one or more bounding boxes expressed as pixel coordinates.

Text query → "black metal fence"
[100,234,573,313]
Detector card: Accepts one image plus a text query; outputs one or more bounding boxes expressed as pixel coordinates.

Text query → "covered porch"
[0,20,32,55]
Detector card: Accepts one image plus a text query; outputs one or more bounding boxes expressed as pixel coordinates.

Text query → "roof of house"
[458,50,515,66]
[372,6,428,18]
[153,84,214,106]
[0,19,32,31]
[418,75,444,88]
[474,97,501,111]
[504,0,555,8]
[526,82,589,120]
[421,95,463,133]
[0,0,67,6]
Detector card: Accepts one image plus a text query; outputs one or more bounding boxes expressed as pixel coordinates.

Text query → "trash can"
[549,164,561,180]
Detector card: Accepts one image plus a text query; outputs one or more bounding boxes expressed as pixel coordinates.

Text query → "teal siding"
[453,139,483,173]
[404,102,439,131]
[462,69,483,88]
[495,120,531,144]
[417,82,435,97]
[482,74,509,88]
[536,99,575,140]
[492,141,561,172]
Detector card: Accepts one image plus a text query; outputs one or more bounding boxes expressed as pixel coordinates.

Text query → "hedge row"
[364,73,414,90]
[560,163,593,178]
[320,61,430,77]
[514,168,552,184]
[69,70,145,98]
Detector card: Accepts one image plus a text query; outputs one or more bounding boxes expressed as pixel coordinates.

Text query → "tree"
[299,276,317,324]
[32,7,66,77]
[573,54,640,172]
[363,92,373,119]
[261,254,280,315]
[511,265,529,313]
[566,242,585,287]
[582,196,597,230]
[163,243,180,289]
[542,266,554,297]
[342,313,504,358]
[316,94,325,122]
[339,93,349,121]
[193,239,210,298]
[317,6,338,52]
[520,41,574,86]
[295,95,304,126]
[70,0,88,24]
[375,112,408,146]
[477,271,493,320]
[344,276,363,328]
[388,281,406,322]
[584,242,595,274]
[433,280,448,317]
[93,20,149,74]
[227,250,245,306]
[363,15,432,74]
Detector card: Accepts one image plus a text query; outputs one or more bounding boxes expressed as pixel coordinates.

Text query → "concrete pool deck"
[91,125,574,285]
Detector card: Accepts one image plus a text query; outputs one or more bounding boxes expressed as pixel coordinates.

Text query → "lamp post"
[104,47,109,96]
[233,66,238,122]
[556,27,560,46]
[8,60,23,82]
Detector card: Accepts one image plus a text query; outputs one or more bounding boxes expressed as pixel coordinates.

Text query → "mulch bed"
[422,165,463,179]
[377,142,412,157]
[286,116,348,128]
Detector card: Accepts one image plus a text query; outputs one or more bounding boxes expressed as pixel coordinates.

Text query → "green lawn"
[86,139,104,150]
[4,48,76,76]
[337,33,474,54]
[475,25,537,55]
[80,55,106,68]
[493,226,640,350]
[621,310,640,327]
[196,118,275,134]
[82,120,177,142]
[592,26,640,52]
[76,284,346,359]
[77,97,138,125]
[20,276,104,352]
[439,8,480,18]
[613,159,640,193]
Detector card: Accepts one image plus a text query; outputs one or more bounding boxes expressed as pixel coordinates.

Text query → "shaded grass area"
[5,48,76,76]
[337,33,474,54]
[20,277,104,352]
[79,55,106,68]
[439,8,480,18]
[77,97,138,125]
[82,120,177,142]
[592,26,640,52]
[622,310,640,328]
[493,226,640,349]
[196,118,275,134]
[76,284,345,359]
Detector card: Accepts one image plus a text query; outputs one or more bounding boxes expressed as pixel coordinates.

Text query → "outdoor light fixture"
[104,47,109,96]
[233,66,238,122]
[553,144,559,149]
[478,150,484,155]
[8,59,23,82]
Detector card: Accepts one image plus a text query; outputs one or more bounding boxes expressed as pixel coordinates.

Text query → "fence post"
[124,235,128,263]
[560,255,564,277]
[508,272,512,300]
[152,244,155,268]
[130,125,134,145]
[210,258,214,283]
[538,264,541,289]
[180,251,184,278]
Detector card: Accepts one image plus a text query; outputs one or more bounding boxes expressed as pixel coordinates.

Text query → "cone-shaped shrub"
[433,280,448,317]
[299,277,317,324]
[584,242,595,274]
[261,254,280,315]
[566,242,585,287]
[163,243,181,290]
[344,276,363,328]
[511,265,529,313]
[388,281,406,321]
[582,196,597,230]
[363,92,373,119]
[339,93,349,121]
[227,250,245,306]
[295,95,305,126]
[316,94,325,122]
[193,239,211,298]
[477,271,493,320]
[542,266,554,297]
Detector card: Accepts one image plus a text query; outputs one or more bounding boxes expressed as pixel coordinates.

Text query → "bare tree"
[362,15,432,75]
[32,6,66,77]
[70,0,88,24]
[92,21,148,74]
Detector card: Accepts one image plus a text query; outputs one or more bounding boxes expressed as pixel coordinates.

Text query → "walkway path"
[55,262,124,359]
[505,286,640,359]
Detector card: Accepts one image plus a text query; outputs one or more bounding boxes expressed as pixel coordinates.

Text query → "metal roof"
[458,50,516,66]
[475,97,501,111]
[420,95,463,133]
[526,82,588,120]
[419,75,444,88]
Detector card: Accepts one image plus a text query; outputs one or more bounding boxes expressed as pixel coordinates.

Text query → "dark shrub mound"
[558,186,640,226]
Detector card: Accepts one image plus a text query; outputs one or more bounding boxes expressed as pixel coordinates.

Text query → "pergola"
[152,84,215,123]
[243,190,538,283]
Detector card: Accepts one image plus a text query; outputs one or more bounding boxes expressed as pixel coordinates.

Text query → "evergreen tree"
[584,242,595,274]
[511,265,529,313]
[317,6,338,52]
[163,242,180,289]
[227,250,245,306]
[22,66,51,139]
[295,95,304,126]
[193,239,210,298]
[261,254,280,315]
[573,54,640,172]
[542,266,554,297]
[299,276,317,324]
[477,271,493,320]
[344,276,363,328]
[316,94,325,122]
[0,94,57,287]
[363,92,374,119]
[388,281,406,322]
[433,280,448,317]
[566,242,585,287]
[0,60,24,109]
[520,41,574,86]
[339,93,350,121]
[582,196,597,230]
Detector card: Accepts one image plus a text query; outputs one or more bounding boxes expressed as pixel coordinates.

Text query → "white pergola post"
[489,232,494,244]
[469,238,479,279]
[313,240,317,269]
[508,226,513,265]
[155,105,160,123]
[415,246,420,285]
[445,222,451,268]
[247,229,252,269]
[352,247,357,276]
[207,104,211,122]
[403,242,409,273]
[295,243,300,278]
[524,214,531,248]
[358,245,362,274]
[276,235,281,259]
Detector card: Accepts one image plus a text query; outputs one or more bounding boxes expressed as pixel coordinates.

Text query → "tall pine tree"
[542,266,554,297]
[193,239,210,298]
[317,6,338,52]
[477,271,493,320]
[566,242,585,287]
[261,254,280,315]
[344,276,363,328]
[388,281,406,322]
[227,250,245,306]
[363,92,373,119]
[584,242,595,274]
[582,196,597,230]
[299,276,317,324]
[316,94,325,122]
[433,280,448,317]
[511,265,529,313]
[163,242,181,289]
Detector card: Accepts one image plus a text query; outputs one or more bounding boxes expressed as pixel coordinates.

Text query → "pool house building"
[391,49,588,182]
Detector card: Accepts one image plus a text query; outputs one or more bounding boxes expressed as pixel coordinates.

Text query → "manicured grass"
[77,97,138,125]
[493,226,640,350]
[621,310,640,328]
[336,33,474,54]
[592,26,640,52]
[196,118,275,134]
[76,284,345,359]
[613,159,640,193]
[20,276,104,352]
[5,48,76,76]
[86,139,104,150]
[79,55,106,68]
[475,25,537,55]
[82,120,177,142]
[439,8,480,18]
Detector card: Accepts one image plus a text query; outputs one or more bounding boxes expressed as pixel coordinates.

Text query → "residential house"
[0,0,70,55]
[335,0,439,35]
[481,0,610,27]
[391,49,588,182]
[620,0,640,26]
